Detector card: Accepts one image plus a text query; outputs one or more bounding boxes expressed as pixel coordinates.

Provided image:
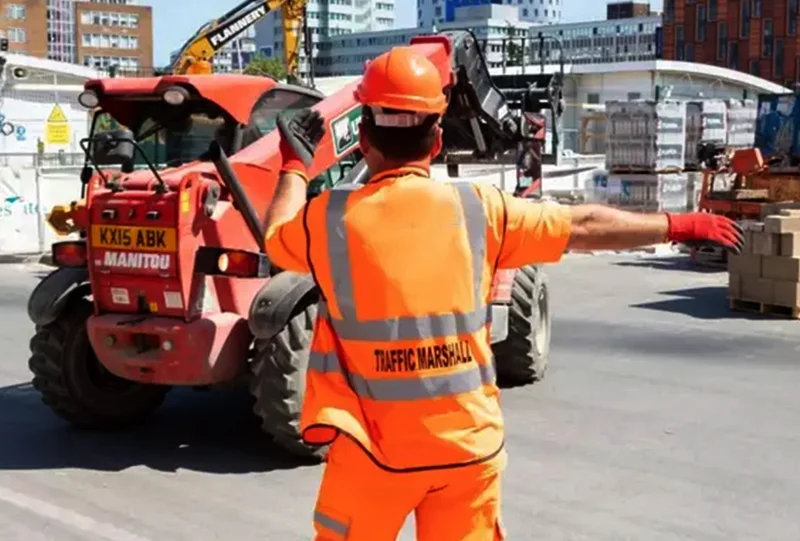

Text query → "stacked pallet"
[685,99,727,171]
[604,100,690,213]
[726,98,757,148]
[606,99,687,173]
[729,210,800,318]
[683,99,757,169]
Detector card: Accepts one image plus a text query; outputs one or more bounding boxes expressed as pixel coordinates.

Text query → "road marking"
[0,486,154,541]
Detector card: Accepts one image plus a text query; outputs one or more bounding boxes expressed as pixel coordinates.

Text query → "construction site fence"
[0,153,85,257]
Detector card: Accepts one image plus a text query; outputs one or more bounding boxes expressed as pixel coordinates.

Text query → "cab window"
[245,88,321,143]
[88,104,233,169]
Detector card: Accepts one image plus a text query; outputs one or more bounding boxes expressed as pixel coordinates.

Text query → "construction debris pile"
[594,98,757,214]
[729,208,800,318]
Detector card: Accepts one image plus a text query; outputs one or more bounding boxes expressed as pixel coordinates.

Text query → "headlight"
[162,86,189,106]
[78,90,99,108]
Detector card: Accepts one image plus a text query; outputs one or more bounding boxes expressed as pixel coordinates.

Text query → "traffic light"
[0,39,8,52]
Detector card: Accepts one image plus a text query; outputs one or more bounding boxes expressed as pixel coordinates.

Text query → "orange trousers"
[312,436,507,541]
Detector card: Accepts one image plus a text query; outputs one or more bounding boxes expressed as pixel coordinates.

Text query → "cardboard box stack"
[729,209,800,317]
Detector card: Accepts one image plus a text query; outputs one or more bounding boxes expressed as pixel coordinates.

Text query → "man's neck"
[368,158,431,178]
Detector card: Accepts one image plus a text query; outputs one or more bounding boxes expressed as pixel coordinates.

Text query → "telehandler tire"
[250,301,327,461]
[491,264,551,386]
[28,298,168,427]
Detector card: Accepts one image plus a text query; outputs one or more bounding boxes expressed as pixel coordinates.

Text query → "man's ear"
[357,121,371,155]
[429,124,443,159]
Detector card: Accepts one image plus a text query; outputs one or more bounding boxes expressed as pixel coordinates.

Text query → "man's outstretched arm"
[568,205,668,250]
[490,192,744,269]
[567,204,744,252]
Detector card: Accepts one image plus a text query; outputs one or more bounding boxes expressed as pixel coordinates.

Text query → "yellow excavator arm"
[281,0,307,80]
[169,0,308,82]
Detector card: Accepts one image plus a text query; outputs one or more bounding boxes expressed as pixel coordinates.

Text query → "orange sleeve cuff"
[263,207,312,273]
[537,203,572,262]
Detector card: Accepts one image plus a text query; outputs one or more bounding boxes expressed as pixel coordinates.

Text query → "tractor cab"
[85,95,237,175]
[75,75,349,205]
[47,74,335,239]
[77,76,325,186]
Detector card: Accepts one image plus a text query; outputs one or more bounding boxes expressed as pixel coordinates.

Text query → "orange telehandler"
[28,30,561,458]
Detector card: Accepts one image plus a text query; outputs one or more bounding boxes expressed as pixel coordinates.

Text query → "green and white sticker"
[330,106,362,157]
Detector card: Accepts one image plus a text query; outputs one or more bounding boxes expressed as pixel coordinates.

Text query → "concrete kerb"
[0,253,54,266]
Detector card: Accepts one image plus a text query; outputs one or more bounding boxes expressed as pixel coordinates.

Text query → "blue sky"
[142,0,664,66]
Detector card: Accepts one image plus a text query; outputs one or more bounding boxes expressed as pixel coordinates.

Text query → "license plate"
[90,225,176,252]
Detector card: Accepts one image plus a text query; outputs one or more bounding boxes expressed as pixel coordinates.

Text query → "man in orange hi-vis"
[264,47,744,541]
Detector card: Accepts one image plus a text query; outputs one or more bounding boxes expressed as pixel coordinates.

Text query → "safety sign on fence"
[45,104,70,146]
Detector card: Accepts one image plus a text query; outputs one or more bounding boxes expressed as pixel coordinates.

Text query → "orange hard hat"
[354,46,447,125]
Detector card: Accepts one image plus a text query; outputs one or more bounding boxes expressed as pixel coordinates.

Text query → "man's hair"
[360,106,439,162]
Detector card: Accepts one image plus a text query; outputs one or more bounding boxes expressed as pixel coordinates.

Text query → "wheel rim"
[533,284,549,351]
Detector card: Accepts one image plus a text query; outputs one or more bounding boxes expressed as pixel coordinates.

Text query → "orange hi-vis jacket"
[265,167,572,471]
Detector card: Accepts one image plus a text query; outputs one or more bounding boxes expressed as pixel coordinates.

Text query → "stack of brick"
[728,210,800,317]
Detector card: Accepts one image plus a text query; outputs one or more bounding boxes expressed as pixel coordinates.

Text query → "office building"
[0,1,49,58]
[47,0,77,62]
[419,0,562,28]
[606,1,651,20]
[531,13,661,66]
[0,1,152,72]
[220,27,258,72]
[312,3,661,77]
[76,0,153,73]
[315,3,531,76]
[662,0,799,87]
[254,0,395,80]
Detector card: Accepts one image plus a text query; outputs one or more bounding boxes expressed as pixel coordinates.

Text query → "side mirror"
[80,165,93,185]
[90,128,135,167]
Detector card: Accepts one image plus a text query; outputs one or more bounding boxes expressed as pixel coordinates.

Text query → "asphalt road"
[2,254,800,540]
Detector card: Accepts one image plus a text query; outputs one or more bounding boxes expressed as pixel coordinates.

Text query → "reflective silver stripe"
[308,351,496,401]
[314,510,349,537]
[308,350,341,373]
[350,363,496,401]
[326,187,357,321]
[327,304,492,341]
[324,183,487,342]
[455,183,488,296]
